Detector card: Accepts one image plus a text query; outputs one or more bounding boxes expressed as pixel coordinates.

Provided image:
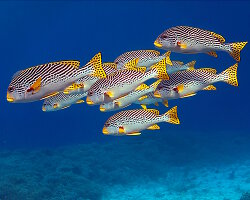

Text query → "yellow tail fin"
[220,63,238,86]
[187,60,196,70]
[88,52,106,78]
[162,106,180,124]
[150,58,169,80]
[229,42,247,62]
[163,51,172,66]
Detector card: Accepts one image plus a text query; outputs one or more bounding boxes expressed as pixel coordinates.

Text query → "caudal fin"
[150,58,169,80]
[229,42,247,62]
[163,51,172,66]
[219,63,238,86]
[162,106,180,124]
[85,52,106,78]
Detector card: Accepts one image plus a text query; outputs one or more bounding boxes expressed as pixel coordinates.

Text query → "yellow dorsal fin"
[40,92,59,100]
[210,31,225,43]
[181,93,196,98]
[147,124,160,130]
[174,61,184,65]
[63,83,84,94]
[187,61,196,70]
[199,68,217,74]
[162,100,168,107]
[124,58,139,69]
[126,132,141,136]
[203,85,216,90]
[29,77,42,93]
[206,51,218,58]
[87,52,106,78]
[103,62,117,69]
[146,109,159,115]
[150,79,162,90]
[141,104,147,109]
[138,95,148,101]
[135,83,149,91]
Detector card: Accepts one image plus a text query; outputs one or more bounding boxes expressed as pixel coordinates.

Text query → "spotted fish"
[99,80,161,112]
[154,26,247,62]
[63,63,117,95]
[7,53,106,103]
[102,106,180,136]
[42,92,87,112]
[154,63,238,101]
[86,58,169,105]
[167,60,195,75]
[114,50,172,69]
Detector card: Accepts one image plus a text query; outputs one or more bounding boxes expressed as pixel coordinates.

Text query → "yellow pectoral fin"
[29,77,42,94]
[176,84,184,93]
[203,85,216,91]
[105,91,114,98]
[124,58,139,69]
[177,42,187,49]
[181,93,196,98]
[162,100,168,107]
[118,126,125,134]
[126,132,141,136]
[147,124,160,130]
[40,92,59,100]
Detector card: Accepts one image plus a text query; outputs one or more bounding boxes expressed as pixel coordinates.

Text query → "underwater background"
[0,1,250,199]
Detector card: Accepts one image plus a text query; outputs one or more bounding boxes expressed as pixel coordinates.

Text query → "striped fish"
[154,63,238,101]
[167,60,195,75]
[133,92,169,108]
[114,50,172,69]
[42,92,87,112]
[102,106,180,136]
[7,52,106,103]
[99,80,161,112]
[63,63,117,95]
[86,58,169,105]
[154,26,247,62]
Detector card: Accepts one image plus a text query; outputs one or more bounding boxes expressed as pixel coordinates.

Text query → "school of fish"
[7,26,247,136]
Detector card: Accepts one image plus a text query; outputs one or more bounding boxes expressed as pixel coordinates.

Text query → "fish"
[114,50,172,69]
[99,79,161,112]
[167,60,195,75]
[154,26,247,62]
[86,58,169,105]
[63,63,117,95]
[102,106,180,136]
[154,63,238,101]
[6,52,106,103]
[42,92,87,112]
[133,92,169,109]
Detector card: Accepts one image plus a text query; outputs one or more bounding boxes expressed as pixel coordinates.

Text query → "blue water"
[0,1,250,199]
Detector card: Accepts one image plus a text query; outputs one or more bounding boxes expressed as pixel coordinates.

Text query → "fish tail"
[150,58,169,80]
[228,42,247,62]
[186,60,196,70]
[79,52,106,78]
[161,106,180,124]
[219,63,238,86]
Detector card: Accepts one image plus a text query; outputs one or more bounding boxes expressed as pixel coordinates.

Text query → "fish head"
[86,87,104,105]
[154,30,177,50]
[114,57,127,70]
[7,70,34,103]
[102,120,121,135]
[100,101,116,112]
[42,98,60,112]
[153,82,175,99]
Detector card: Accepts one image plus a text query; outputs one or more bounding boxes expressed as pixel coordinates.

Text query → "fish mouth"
[6,92,14,102]
[86,97,94,105]
[99,105,106,112]
[102,127,109,134]
[154,40,163,48]
[42,106,46,112]
[154,91,162,98]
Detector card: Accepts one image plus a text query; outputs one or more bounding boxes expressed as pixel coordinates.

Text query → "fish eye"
[114,61,119,64]
[161,35,168,39]
[8,86,14,93]
[88,90,93,96]
[105,123,110,127]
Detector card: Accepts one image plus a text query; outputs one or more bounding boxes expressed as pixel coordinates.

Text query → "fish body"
[167,60,195,75]
[7,53,106,103]
[154,26,247,62]
[154,64,238,100]
[100,80,161,112]
[102,106,180,136]
[42,92,87,112]
[134,92,166,107]
[86,58,169,105]
[63,63,117,95]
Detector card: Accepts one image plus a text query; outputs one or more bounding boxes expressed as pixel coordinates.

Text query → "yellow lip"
[7,92,14,102]
[154,41,163,48]
[102,127,109,134]
[86,97,94,105]
[99,106,106,112]
[154,91,162,98]
[42,106,46,112]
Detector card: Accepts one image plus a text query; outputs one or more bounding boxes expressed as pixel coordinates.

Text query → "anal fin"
[181,93,196,98]
[126,132,141,136]
[203,85,216,90]
[147,124,160,130]
[206,51,218,58]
